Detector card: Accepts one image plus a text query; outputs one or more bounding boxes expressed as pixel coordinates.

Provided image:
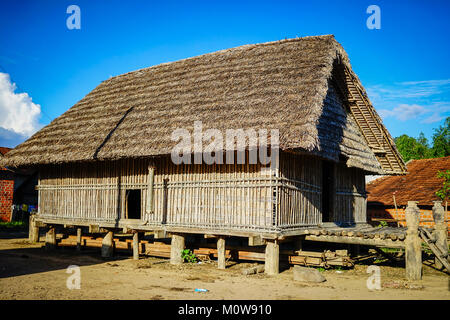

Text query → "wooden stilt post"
[133,232,139,260]
[353,244,361,257]
[76,227,82,251]
[217,236,226,269]
[265,239,279,275]
[432,201,448,270]
[101,231,114,258]
[28,214,39,243]
[294,236,303,252]
[45,226,57,250]
[170,233,185,265]
[405,201,422,280]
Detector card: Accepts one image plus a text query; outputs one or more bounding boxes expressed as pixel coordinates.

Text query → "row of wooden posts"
[405,200,448,280]
[30,201,448,279]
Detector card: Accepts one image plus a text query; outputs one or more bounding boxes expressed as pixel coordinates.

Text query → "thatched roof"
[367,156,450,207]
[1,35,405,174]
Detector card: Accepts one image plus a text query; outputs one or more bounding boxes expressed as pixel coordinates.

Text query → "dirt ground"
[0,234,449,300]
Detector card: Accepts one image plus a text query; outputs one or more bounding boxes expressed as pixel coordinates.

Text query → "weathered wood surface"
[265,240,279,275]
[432,201,449,271]
[170,234,185,265]
[101,231,114,258]
[133,232,139,260]
[76,227,82,251]
[303,225,407,248]
[217,237,226,269]
[45,227,57,250]
[405,201,422,280]
[419,227,450,273]
[28,215,40,243]
[59,235,353,267]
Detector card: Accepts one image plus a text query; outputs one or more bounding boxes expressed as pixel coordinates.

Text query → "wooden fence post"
[170,233,185,265]
[265,239,279,275]
[405,201,422,280]
[217,236,226,269]
[432,201,448,270]
[45,226,57,250]
[101,231,114,258]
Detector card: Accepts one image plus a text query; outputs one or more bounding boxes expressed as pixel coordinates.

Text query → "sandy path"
[0,237,448,300]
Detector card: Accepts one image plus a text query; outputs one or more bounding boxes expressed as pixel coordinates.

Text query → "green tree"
[430,117,450,158]
[395,133,431,162]
[436,170,449,211]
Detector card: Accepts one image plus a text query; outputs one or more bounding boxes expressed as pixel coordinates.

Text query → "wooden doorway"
[126,189,141,220]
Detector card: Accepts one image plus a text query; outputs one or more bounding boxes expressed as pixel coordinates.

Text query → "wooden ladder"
[418,227,450,273]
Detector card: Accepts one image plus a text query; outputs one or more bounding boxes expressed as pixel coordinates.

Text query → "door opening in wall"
[322,161,334,223]
[126,189,141,220]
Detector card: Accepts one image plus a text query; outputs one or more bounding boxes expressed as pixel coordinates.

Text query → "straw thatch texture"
[316,82,383,173]
[1,35,403,174]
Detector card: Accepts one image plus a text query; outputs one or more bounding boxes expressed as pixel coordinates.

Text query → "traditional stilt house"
[1,35,406,272]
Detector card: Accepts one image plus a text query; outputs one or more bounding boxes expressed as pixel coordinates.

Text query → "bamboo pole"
[146,165,155,214]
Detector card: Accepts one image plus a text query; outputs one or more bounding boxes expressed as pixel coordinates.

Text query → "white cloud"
[399,79,450,87]
[0,72,41,137]
[422,112,445,124]
[367,79,450,124]
[378,104,428,121]
[367,79,450,103]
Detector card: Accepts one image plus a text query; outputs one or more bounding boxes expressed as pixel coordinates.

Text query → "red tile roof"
[0,147,12,156]
[0,147,12,170]
[367,156,450,207]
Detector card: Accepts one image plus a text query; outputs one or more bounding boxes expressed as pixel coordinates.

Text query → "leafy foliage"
[394,117,449,162]
[0,221,27,231]
[377,221,388,228]
[181,249,197,263]
[395,134,431,162]
[430,117,450,158]
[436,170,450,203]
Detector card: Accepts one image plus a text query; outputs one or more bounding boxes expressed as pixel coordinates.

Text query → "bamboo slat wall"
[148,157,275,231]
[278,152,322,229]
[334,163,367,224]
[38,156,276,232]
[37,152,367,233]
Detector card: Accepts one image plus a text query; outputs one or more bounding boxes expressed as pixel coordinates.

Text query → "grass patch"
[380,247,402,254]
[0,221,28,231]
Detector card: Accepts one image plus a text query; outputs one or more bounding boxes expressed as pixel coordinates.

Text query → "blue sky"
[0,0,449,148]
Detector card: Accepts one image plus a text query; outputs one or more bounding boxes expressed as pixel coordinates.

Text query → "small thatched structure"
[1,35,405,241]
